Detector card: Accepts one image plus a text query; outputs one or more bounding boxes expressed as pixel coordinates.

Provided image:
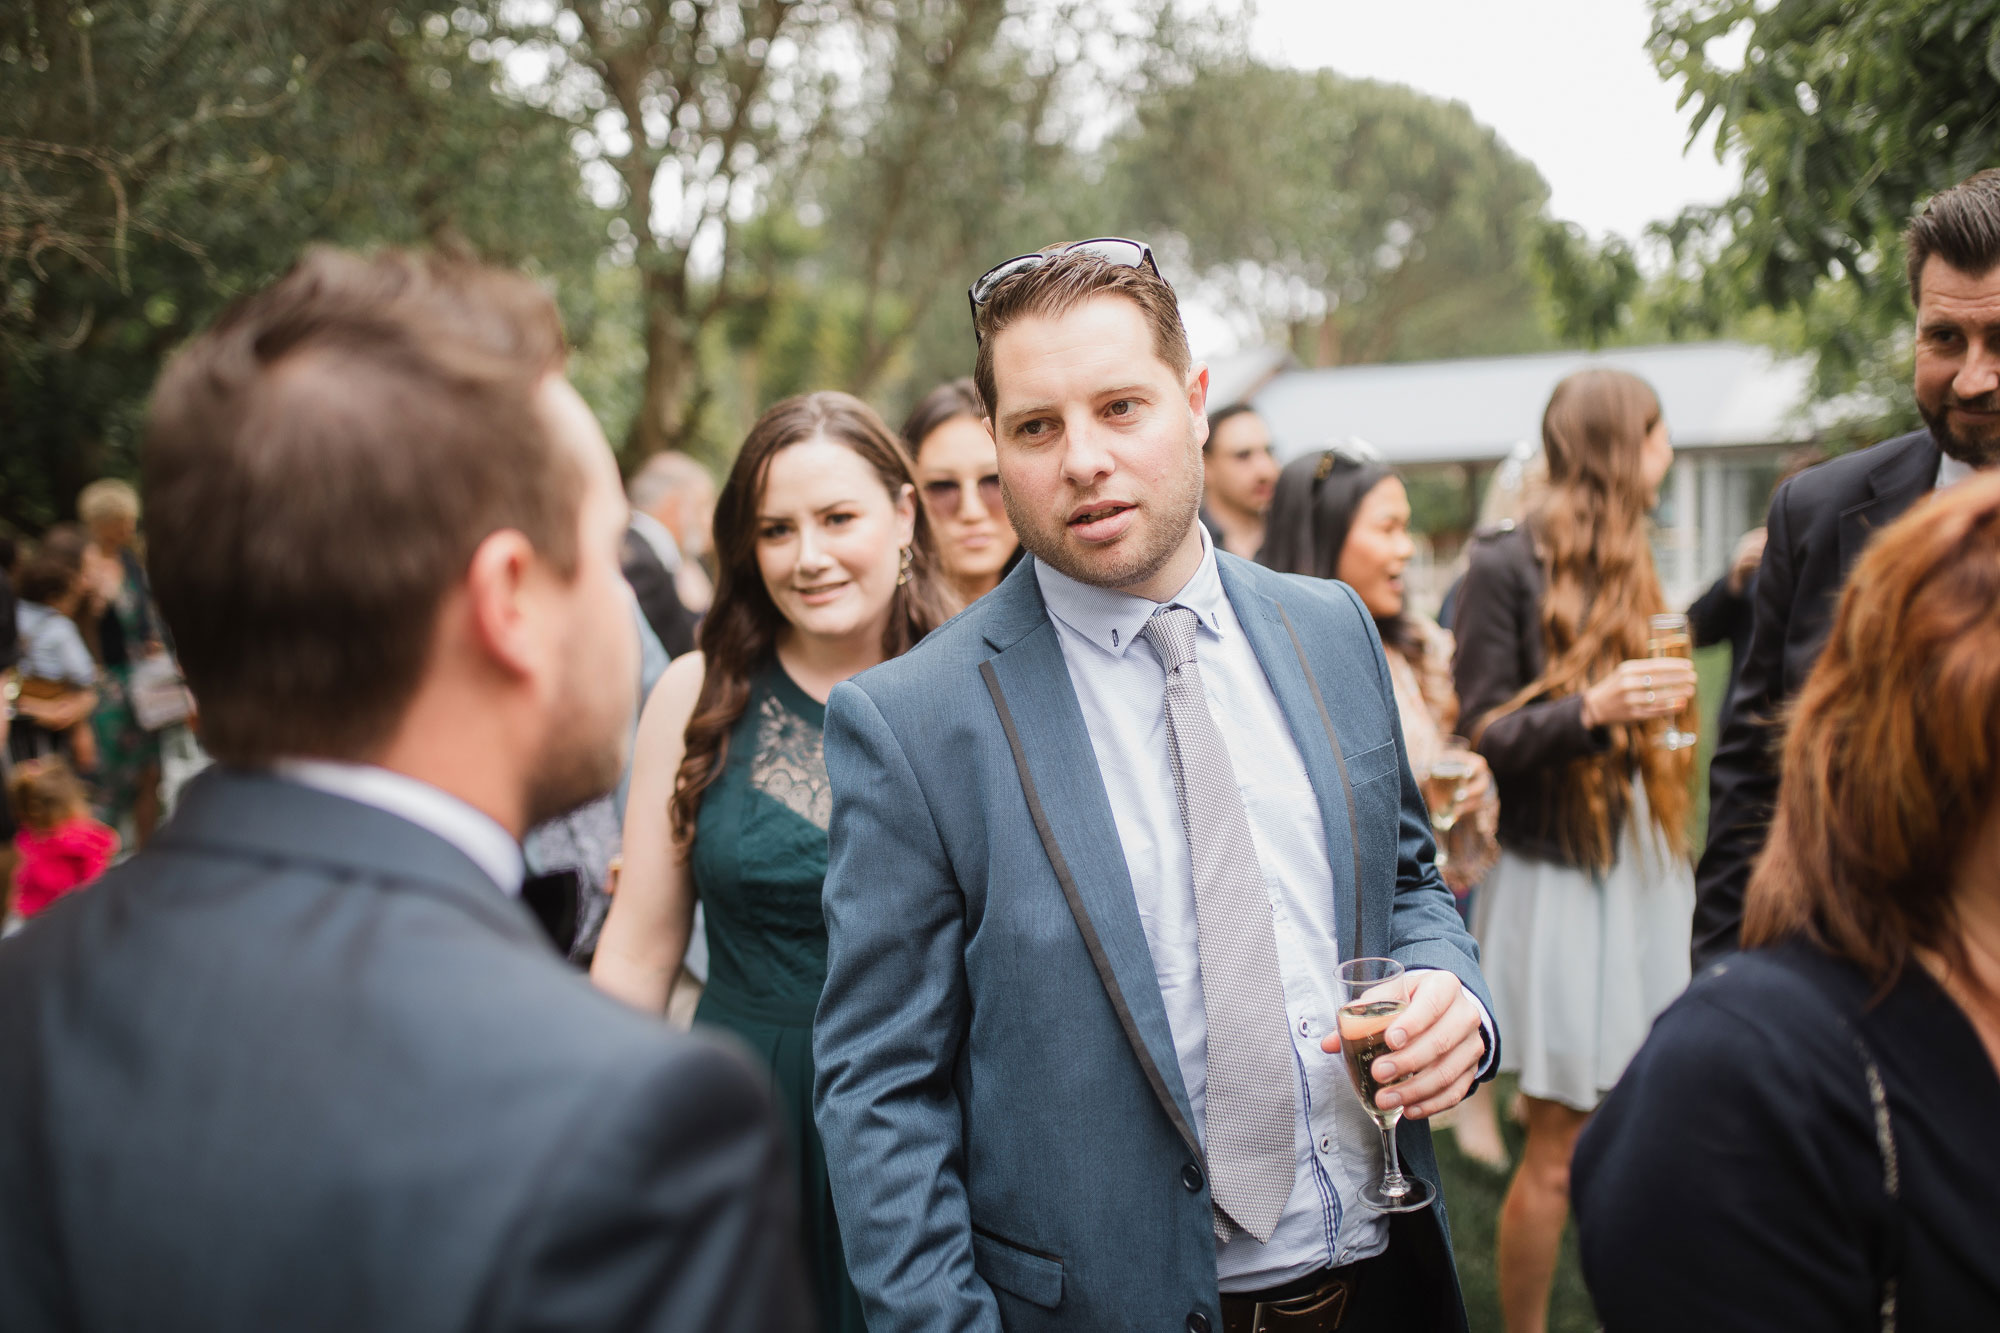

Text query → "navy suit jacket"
[813,552,1492,1332]
[0,769,807,1332]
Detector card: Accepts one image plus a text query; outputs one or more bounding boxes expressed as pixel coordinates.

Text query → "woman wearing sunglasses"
[902,378,1020,606]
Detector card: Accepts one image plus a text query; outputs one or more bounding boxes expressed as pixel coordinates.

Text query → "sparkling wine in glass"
[1422,739,1476,870]
[1336,957,1436,1213]
[1647,612,1697,752]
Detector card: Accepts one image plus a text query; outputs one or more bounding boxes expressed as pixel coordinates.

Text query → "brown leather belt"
[1219,1268,1356,1333]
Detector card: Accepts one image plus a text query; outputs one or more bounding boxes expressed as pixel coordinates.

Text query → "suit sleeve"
[1684,572,1749,651]
[813,681,1000,1333]
[1691,482,1800,969]
[481,1039,810,1333]
[1452,537,1610,776]
[1572,989,1881,1331]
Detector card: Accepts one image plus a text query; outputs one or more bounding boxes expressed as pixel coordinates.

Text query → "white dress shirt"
[1937,451,1979,490]
[271,759,524,895]
[1036,530,1398,1289]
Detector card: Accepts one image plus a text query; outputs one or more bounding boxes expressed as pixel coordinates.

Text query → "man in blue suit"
[815,241,1495,1332]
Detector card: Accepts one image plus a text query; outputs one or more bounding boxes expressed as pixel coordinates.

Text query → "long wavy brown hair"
[668,391,955,842]
[1745,474,2000,998]
[1477,368,1691,868]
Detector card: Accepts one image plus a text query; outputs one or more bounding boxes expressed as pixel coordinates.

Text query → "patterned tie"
[1139,606,1297,1244]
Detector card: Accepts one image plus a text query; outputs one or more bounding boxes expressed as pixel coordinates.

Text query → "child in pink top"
[8,756,118,919]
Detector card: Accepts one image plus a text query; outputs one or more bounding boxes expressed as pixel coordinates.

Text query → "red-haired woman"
[592,392,954,1333]
[1453,368,1699,1333]
[1572,472,2000,1329]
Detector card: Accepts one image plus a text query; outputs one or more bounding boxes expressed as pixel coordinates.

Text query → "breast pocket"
[1344,739,1399,788]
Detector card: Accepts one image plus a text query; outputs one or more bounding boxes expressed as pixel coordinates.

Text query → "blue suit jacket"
[814,552,1492,1332]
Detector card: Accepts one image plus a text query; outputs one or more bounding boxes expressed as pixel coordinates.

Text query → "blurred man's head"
[1907,168,2000,467]
[144,247,638,831]
[1202,404,1278,522]
[626,451,717,560]
[972,243,1209,602]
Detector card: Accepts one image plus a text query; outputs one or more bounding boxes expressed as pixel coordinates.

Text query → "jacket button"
[1187,1314,1211,1333]
[1181,1163,1204,1192]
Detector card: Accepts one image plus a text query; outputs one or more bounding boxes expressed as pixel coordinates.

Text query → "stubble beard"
[1922,394,2000,468]
[1003,428,1206,592]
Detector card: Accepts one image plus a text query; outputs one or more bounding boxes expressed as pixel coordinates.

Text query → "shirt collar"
[1034,523,1231,657]
[269,759,525,896]
[627,509,683,574]
[1937,451,1982,491]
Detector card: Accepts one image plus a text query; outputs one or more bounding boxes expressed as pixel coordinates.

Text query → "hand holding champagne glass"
[1420,738,1477,871]
[1335,958,1436,1213]
[1578,638,1698,736]
[1646,612,1698,751]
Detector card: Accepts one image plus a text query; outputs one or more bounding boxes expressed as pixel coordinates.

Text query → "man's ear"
[1187,363,1211,450]
[461,528,542,681]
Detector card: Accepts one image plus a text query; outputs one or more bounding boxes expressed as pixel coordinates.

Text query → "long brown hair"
[1745,474,2000,996]
[668,391,955,841]
[1477,368,1690,868]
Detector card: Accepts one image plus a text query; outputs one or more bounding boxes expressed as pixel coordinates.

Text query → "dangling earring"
[896,544,913,587]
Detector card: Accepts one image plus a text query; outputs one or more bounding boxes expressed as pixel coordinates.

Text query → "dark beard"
[1921,393,2000,468]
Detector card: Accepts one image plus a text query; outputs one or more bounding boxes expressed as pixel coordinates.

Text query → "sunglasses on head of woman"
[922,474,1003,519]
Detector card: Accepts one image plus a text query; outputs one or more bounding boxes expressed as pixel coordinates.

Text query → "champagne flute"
[1336,957,1437,1213]
[1647,612,1697,751]
[1421,738,1476,870]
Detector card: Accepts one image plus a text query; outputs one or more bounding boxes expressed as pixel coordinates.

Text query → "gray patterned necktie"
[1140,605,1297,1243]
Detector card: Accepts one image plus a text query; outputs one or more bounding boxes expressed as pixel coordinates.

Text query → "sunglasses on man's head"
[967,238,1162,341]
[922,474,1003,519]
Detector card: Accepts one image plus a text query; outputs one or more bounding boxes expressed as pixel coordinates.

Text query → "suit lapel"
[1839,430,1941,573]
[1216,560,1364,960]
[978,569,1201,1158]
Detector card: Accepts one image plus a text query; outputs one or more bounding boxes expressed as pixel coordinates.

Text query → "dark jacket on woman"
[1452,523,1614,866]
[1573,940,2000,1330]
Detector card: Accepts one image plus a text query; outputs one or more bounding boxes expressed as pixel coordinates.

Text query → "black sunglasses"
[967,238,1162,341]
[922,474,1003,519]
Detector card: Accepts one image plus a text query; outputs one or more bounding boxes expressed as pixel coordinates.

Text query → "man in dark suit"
[621,451,716,658]
[0,248,806,1332]
[1694,168,2000,967]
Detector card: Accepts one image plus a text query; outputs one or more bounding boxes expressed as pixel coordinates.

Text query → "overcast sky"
[1243,0,1743,243]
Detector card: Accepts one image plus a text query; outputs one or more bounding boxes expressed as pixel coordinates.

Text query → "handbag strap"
[1758,947,1905,1332]
[1850,1034,1902,1333]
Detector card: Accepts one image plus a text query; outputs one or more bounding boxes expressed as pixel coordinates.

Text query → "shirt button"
[1181,1163,1204,1192]
[1187,1314,1212,1333]
[1318,1134,1332,1154]
[1298,1017,1311,1038]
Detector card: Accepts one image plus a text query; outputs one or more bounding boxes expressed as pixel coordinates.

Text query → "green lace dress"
[689,663,865,1332]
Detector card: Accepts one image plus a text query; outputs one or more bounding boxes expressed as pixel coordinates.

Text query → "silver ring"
[1641,674,1652,687]
[1646,690,1656,704]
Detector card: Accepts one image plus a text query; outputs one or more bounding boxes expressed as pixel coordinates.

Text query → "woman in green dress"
[594,391,954,1331]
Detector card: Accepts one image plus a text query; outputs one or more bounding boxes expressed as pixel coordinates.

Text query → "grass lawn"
[1438,645,1732,1331]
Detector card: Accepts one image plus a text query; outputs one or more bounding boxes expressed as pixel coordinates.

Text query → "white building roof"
[1247,340,1817,466]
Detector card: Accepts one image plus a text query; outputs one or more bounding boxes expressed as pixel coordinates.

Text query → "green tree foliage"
[1109,63,1557,367]
[1633,0,2000,429]
[0,1,601,531]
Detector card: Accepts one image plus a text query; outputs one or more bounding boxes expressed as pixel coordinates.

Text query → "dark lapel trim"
[1838,430,1941,572]
[980,658,1204,1163]
[1274,603,1366,961]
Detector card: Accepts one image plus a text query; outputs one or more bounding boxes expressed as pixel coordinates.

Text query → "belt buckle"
[1249,1276,1351,1332]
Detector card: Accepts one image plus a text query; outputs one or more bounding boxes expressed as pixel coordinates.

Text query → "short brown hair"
[7,755,90,834]
[1745,471,2000,996]
[143,247,580,766]
[899,377,984,456]
[1904,167,2000,303]
[971,245,1191,417]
